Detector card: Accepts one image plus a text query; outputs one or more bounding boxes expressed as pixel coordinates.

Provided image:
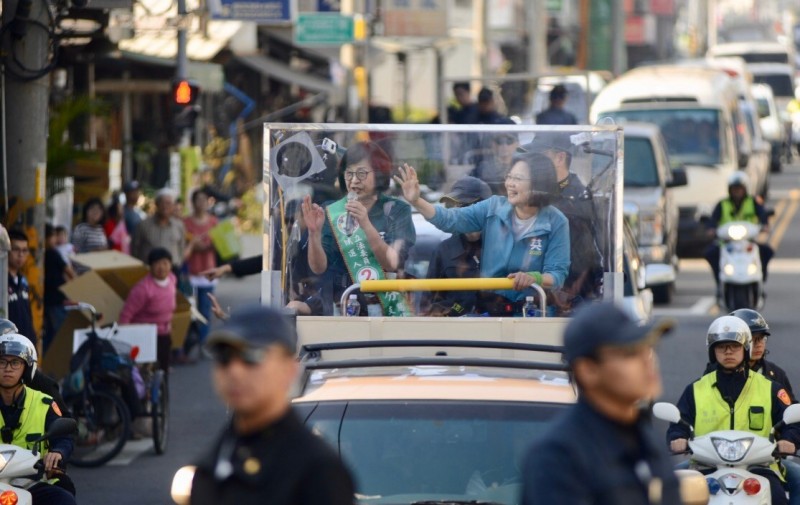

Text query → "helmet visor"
[708,330,748,348]
[0,340,33,366]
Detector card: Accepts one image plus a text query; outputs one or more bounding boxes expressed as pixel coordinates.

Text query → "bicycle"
[62,302,169,466]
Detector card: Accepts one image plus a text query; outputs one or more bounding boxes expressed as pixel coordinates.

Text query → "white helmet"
[727,171,750,191]
[707,315,752,364]
[0,334,37,382]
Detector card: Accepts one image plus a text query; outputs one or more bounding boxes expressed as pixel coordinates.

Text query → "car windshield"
[601,109,723,167]
[752,74,794,98]
[755,97,771,118]
[300,400,568,505]
[624,136,659,187]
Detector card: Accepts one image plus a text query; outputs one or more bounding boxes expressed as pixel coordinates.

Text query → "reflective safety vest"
[0,387,52,455]
[693,370,783,478]
[720,197,758,225]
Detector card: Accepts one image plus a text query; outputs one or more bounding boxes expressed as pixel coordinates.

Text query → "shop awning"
[236,54,336,95]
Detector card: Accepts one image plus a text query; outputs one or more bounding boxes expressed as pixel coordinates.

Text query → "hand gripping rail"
[339,278,547,316]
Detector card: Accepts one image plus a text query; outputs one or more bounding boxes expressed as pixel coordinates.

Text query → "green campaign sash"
[326,197,410,316]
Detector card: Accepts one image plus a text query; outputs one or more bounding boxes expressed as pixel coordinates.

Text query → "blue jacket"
[428,196,570,300]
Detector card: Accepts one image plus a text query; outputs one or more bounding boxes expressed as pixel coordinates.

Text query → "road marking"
[653,296,717,317]
[106,439,154,466]
[769,189,800,250]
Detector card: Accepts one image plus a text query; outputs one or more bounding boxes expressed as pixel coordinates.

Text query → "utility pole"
[176,0,191,147]
[527,0,547,74]
[1,0,52,347]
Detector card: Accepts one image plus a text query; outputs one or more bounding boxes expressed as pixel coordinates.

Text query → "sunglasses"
[208,344,266,367]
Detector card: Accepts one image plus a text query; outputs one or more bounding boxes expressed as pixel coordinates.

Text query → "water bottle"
[345,294,361,317]
[522,296,536,318]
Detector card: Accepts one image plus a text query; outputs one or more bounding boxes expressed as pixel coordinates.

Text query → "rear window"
[739,53,789,64]
[304,400,568,504]
[752,74,794,97]
[624,136,659,187]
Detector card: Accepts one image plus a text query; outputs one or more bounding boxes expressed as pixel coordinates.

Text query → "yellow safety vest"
[693,370,782,478]
[720,197,758,225]
[0,387,53,454]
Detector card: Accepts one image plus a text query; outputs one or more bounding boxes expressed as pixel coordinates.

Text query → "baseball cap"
[123,180,141,192]
[563,303,674,364]
[521,132,573,154]
[206,304,298,355]
[440,176,492,206]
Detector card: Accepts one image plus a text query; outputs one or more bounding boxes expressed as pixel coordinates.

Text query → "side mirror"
[667,167,688,188]
[652,402,682,424]
[37,417,76,443]
[171,465,197,505]
[783,404,800,425]
[676,469,710,505]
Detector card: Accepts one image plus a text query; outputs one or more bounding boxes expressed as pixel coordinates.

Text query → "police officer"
[668,315,800,505]
[0,333,75,505]
[189,304,355,505]
[521,303,681,505]
[535,84,578,125]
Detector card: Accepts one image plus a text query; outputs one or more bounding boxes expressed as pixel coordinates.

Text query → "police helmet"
[0,334,37,382]
[0,319,18,336]
[727,171,750,192]
[707,315,752,364]
[729,308,770,337]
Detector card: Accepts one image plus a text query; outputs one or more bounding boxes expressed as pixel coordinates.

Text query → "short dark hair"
[45,224,55,238]
[191,187,210,204]
[550,84,568,101]
[511,152,558,207]
[452,82,470,94]
[339,141,393,193]
[147,247,173,266]
[477,87,493,103]
[82,198,106,224]
[8,229,27,243]
[55,225,67,234]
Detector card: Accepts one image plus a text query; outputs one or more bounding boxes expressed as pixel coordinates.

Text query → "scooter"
[0,417,77,505]
[653,402,800,504]
[717,221,765,311]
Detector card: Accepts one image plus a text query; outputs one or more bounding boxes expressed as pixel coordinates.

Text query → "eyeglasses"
[343,170,371,181]
[715,343,741,353]
[0,359,24,370]
[493,137,516,146]
[208,344,266,368]
[505,174,530,183]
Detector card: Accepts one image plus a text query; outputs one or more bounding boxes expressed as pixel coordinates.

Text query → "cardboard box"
[43,250,192,378]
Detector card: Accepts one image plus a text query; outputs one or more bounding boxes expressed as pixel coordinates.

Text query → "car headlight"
[726,224,748,241]
[0,450,16,472]
[711,437,753,462]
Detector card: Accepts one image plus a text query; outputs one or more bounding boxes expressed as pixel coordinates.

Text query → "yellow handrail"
[360,278,517,292]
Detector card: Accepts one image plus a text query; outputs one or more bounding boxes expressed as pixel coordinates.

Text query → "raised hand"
[394,163,421,205]
[302,195,325,234]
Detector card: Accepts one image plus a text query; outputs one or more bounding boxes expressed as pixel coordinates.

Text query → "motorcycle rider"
[668,315,800,505]
[704,171,773,300]
[0,333,75,505]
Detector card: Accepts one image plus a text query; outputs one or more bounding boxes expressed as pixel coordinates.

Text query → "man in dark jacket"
[189,305,354,505]
[536,84,578,125]
[521,303,681,505]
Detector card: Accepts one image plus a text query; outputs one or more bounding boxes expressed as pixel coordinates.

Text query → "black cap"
[521,132,573,154]
[440,176,492,206]
[206,304,298,354]
[123,180,141,192]
[550,84,568,101]
[563,303,674,364]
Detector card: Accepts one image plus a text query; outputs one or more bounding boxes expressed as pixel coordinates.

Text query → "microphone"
[345,191,358,236]
[569,132,614,157]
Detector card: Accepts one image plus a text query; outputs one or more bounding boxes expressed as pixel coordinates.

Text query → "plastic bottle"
[522,296,536,318]
[345,294,361,317]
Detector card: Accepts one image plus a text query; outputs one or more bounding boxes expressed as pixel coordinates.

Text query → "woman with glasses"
[302,141,416,316]
[396,151,570,314]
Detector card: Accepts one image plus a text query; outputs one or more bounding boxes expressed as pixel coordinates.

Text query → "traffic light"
[172,79,200,106]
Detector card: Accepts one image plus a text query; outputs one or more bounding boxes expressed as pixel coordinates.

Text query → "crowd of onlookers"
[7,180,224,372]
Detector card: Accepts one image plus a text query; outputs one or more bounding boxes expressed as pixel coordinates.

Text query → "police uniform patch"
[51,402,62,417]
[778,389,791,406]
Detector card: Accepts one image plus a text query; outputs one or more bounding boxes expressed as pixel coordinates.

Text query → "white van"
[590,65,744,256]
[707,41,794,67]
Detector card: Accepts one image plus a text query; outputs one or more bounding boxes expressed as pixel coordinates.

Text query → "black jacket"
[191,409,354,505]
[423,234,482,316]
[522,398,681,505]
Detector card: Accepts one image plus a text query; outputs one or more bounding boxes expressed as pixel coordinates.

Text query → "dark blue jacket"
[522,398,681,505]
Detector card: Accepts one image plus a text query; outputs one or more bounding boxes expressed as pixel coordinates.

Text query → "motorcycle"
[653,402,800,504]
[717,221,765,311]
[0,417,76,505]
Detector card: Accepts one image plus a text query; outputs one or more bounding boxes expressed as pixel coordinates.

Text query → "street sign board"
[295,13,354,45]
[209,0,293,23]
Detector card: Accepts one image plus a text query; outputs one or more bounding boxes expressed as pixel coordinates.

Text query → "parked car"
[621,122,687,304]
[294,339,575,505]
[751,82,789,172]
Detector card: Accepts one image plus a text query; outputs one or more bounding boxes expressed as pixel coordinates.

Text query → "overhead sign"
[295,13,354,45]
[382,0,446,37]
[209,0,293,23]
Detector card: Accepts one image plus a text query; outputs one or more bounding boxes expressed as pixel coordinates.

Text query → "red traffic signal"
[172,79,200,106]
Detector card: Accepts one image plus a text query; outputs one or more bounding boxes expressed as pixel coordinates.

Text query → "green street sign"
[295,14,354,45]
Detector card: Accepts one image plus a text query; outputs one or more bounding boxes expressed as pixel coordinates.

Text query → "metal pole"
[0,224,8,319]
[527,0,547,74]
[176,0,191,147]
[122,70,134,182]
[611,0,626,75]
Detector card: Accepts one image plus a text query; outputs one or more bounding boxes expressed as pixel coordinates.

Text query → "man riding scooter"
[704,171,773,300]
[668,315,800,505]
